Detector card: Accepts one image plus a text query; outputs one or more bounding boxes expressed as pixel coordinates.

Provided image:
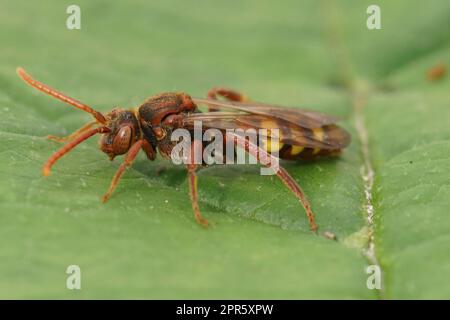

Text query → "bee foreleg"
[141,139,156,160]
[46,121,97,142]
[43,126,109,176]
[101,139,144,203]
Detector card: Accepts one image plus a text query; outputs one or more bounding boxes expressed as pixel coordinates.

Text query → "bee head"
[99,109,141,160]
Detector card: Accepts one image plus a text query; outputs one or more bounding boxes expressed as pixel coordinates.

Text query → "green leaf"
[0,0,448,299]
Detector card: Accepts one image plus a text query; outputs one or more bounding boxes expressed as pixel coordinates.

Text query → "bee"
[16,67,350,233]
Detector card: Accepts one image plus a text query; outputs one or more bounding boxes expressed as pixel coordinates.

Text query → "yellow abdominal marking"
[264,138,284,153]
[290,145,305,155]
[312,127,324,155]
[260,120,283,153]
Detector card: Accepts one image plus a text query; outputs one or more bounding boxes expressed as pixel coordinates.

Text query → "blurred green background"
[0,0,449,299]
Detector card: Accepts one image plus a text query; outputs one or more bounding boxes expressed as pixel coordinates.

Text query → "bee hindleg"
[274,166,318,233]
[102,139,144,203]
[207,87,249,111]
[231,133,318,233]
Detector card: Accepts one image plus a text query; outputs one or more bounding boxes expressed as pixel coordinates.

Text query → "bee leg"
[46,121,96,142]
[185,138,209,227]
[102,139,144,203]
[43,127,109,176]
[186,164,209,228]
[207,87,249,112]
[275,166,318,233]
[231,133,318,233]
[141,139,156,160]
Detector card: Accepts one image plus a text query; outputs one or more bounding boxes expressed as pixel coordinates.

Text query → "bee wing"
[192,97,340,128]
[182,112,350,150]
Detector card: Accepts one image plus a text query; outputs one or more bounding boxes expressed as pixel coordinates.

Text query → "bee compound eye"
[112,126,132,154]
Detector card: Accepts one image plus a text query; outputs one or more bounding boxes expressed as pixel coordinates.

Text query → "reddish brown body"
[16,68,350,233]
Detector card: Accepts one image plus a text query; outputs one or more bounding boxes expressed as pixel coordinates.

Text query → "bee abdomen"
[279,125,349,160]
[279,144,342,160]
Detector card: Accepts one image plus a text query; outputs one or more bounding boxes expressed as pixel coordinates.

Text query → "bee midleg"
[232,133,318,233]
[207,87,249,111]
[46,120,97,142]
[101,139,145,203]
[186,139,209,227]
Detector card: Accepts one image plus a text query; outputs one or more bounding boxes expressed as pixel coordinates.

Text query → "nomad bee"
[16,68,350,232]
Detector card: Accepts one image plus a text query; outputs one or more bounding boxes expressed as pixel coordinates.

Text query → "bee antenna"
[16,67,107,124]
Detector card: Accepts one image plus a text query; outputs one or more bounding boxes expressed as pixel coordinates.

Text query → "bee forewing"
[192,97,341,128]
[182,112,350,150]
